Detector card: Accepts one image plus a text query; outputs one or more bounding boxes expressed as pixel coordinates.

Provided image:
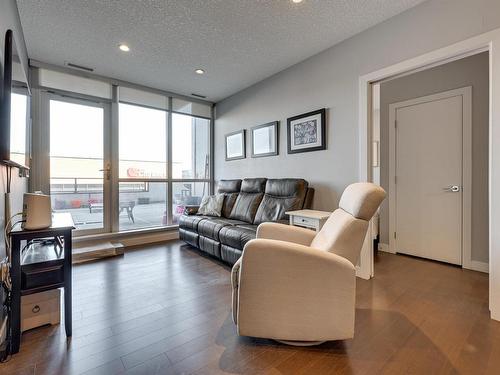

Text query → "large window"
[171,113,210,224]
[38,68,212,235]
[119,103,167,231]
[172,113,210,179]
[118,102,211,230]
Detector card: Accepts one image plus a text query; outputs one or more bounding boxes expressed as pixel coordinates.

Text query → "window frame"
[30,65,214,238]
[115,95,213,233]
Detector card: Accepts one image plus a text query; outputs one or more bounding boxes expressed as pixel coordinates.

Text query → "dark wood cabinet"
[9,213,74,354]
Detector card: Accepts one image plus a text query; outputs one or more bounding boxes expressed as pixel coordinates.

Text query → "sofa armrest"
[256,222,316,246]
[235,238,356,341]
[183,205,199,215]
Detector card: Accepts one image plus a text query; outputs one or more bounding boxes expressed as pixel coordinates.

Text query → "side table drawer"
[22,263,64,291]
[292,216,317,228]
[22,289,61,332]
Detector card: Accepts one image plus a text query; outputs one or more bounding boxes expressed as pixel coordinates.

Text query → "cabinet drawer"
[22,263,64,291]
[292,216,317,228]
[22,289,60,332]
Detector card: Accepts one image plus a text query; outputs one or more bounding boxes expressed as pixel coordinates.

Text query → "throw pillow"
[197,194,225,217]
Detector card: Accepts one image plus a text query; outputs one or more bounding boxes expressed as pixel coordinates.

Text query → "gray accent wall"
[379,52,489,263]
[215,0,500,253]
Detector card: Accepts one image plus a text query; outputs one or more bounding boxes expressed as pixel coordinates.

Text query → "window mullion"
[167,97,173,225]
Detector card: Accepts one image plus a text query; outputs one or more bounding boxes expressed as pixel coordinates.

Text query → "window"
[37,68,213,236]
[118,103,167,231]
[171,113,211,225]
[172,181,209,224]
[172,113,210,179]
[119,182,167,231]
[10,92,28,166]
[118,100,211,231]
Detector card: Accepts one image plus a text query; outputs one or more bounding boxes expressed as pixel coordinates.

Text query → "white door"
[391,88,471,265]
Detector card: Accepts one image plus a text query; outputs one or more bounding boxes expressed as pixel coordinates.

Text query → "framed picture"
[225,130,246,161]
[250,121,279,158]
[287,108,326,154]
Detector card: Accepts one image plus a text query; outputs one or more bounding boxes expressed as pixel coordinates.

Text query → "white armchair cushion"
[339,182,386,220]
[256,222,316,246]
[310,209,368,265]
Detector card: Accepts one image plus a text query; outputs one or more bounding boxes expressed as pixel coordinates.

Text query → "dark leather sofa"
[179,178,314,265]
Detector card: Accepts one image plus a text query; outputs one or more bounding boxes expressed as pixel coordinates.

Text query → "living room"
[1,0,500,374]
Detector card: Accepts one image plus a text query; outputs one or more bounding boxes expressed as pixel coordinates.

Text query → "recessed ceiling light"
[195,69,205,75]
[292,0,303,3]
[119,44,130,52]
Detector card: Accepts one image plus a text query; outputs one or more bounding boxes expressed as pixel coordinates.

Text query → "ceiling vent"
[191,93,206,99]
[64,61,94,72]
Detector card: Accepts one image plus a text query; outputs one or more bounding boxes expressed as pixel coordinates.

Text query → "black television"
[0,30,13,163]
[0,29,29,170]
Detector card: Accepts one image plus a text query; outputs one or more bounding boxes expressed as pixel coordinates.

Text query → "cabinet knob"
[32,305,40,314]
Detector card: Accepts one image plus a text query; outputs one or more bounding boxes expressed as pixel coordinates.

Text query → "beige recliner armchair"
[231,182,386,345]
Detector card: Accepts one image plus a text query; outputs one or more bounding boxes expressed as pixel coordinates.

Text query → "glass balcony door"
[48,95,111,234]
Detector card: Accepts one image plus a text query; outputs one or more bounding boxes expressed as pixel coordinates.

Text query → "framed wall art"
[287,108,326,154]
[250,121,279,158]
[225,129,246,161]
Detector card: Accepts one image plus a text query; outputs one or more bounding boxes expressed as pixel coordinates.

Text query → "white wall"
[215,0,500,212]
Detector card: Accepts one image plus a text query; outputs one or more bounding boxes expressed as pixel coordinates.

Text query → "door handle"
[99,166,111,180]
[443,185,460,192]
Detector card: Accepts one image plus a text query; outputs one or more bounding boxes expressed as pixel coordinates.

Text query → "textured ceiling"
[17,0,426,102]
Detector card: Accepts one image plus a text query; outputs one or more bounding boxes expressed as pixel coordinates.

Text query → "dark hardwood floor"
[2,241,499,374]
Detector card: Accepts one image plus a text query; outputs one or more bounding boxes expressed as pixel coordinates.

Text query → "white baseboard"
[355,265,371,280]
[464,260,489,273]
[378,242,488,273]
[378,242,393,253]
[491,309,500,322]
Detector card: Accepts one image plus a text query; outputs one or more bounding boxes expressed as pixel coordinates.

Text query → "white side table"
[286,209,331,232]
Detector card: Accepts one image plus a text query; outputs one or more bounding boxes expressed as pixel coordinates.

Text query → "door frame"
[388,87,474,270]
[43,92,113,236]
[358,27,500,320]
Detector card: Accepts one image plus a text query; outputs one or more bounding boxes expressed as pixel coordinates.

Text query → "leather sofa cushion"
[197,217,246,241]
[241,178,267,193]
[179,228,198,248]
[217,179,242,193]
[221,244,243,266]
[254,179,309,225]
[179,215,208,231]
[264,178,308,197]
[219,225,257,249]
[221,192,239,218]
[229,192,264,223]
[235,224,258,231]
[198,236,221,258]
